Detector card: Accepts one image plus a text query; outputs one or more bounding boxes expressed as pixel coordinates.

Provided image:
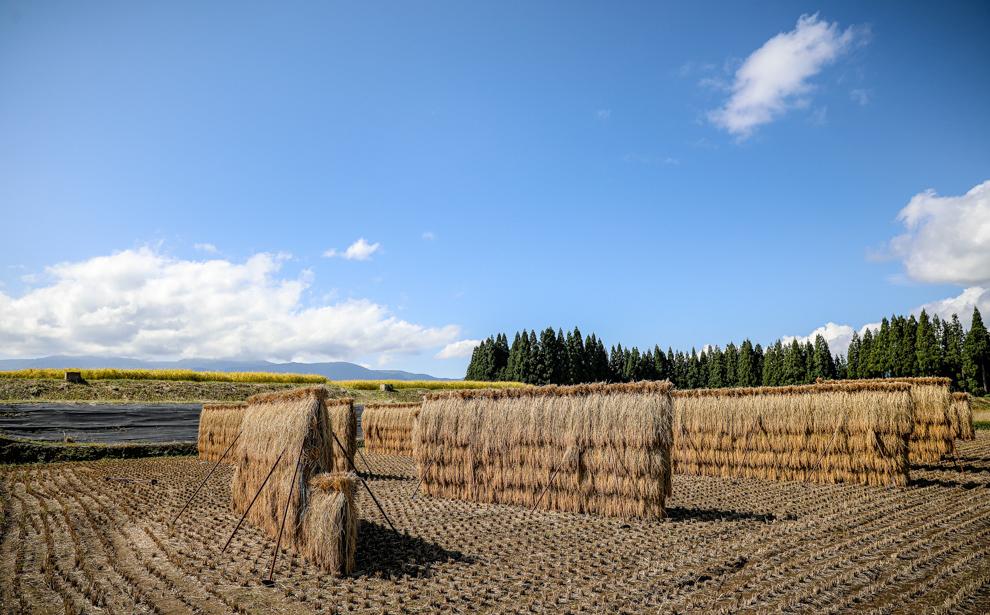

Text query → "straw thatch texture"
[845,378,953,463]
[230,386,356,555]
[672,382,915,487]
[362,403,420,455]
[197,402,245,462]
[300,472,359,576]
[953,392,976,441]
[414,382,674,519]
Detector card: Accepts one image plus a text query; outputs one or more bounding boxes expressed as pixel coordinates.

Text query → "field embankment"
[0,435,194,464]
[973,396,990,430]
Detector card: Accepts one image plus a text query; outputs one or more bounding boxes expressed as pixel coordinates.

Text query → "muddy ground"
[2,437,990,614]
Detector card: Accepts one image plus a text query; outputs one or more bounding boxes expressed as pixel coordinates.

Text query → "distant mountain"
[0,355,447,381]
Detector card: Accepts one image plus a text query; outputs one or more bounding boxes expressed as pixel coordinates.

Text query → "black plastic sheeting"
[0,403,203,443]
[0,403,368,444]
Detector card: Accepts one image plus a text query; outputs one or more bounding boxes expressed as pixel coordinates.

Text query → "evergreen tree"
[653,345,670,382]
[707,346,725,388]
[565,327,586,384]
[784,339,805,384]
[846,331,861,379]
[609,344,625,383]
[944,315,966,389]
[724,343,739,387]
[812,334,835,380]
[737,339,759,387]
[915,310,941,377]
[963,308,989,395]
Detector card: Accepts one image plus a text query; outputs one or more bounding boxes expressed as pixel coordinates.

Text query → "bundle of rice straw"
[300,472,358,576]
[197,402,245,462]
[362,403,420,455]
[845,377,954,463]
[230,386,357,563]
[953,392,976,441]
[414,381,674,519]
[673,381,914,487]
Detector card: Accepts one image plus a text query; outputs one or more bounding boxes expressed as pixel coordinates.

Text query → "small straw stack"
[362,403,421,455]
[673,381,915,487]
[300,472,358,576]
[414,381,674,519]
[197,402,246,462]
[229,386,357,573]
[953,392,976,441]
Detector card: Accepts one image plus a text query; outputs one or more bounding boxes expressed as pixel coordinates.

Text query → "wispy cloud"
[849,88,870,106]
[596,109,611,121]
[323,238,382,261]
[194,243,219,254]
[421,231,436,241]
[710,13,863,139]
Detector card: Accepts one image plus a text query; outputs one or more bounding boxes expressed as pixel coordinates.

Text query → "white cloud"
[915,287,990,329]
[789,287,990,356]
[324,238,382,261]
[0,248,459,361]
[783,322,855,355]
[421,231,436,241]
[888,180,990,285]
[194,243,219,254]
[435,339,481,359]
[596,109,611,121]
[710,13,860,138]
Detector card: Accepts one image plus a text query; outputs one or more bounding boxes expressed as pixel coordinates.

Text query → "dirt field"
[2,437,990,614]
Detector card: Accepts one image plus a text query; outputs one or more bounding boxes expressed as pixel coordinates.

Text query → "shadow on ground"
[354,521,471,578]
[665,506,783,523]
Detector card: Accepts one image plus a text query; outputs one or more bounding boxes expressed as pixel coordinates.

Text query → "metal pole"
[532,448,572,512]
[171,431,242,528]
[328,427,399,534]
[265,445,304,585]
[221,446,288,555]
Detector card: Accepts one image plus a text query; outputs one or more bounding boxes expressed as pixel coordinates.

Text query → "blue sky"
[1,1,989,377]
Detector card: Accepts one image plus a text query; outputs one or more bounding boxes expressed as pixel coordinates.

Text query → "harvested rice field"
[3,436,990,614]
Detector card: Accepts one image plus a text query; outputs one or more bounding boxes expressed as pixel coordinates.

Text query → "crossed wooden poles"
[170,426,397,585]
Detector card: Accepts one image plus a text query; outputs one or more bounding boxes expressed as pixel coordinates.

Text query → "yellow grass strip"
[0,368,327,384]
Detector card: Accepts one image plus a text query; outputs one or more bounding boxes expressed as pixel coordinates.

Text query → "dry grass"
[196,402,245,461]
[230,386,356,556]
[672,381,915,487]
[845,377,954,463]
[415,381,674,519]
[361,403,420,455]
[953,392,976,441]
[300,472,359,576]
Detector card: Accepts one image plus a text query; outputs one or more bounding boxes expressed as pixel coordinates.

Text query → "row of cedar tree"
[465,307,990,395]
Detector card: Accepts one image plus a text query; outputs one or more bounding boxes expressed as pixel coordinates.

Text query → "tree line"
[465,307,990,395]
